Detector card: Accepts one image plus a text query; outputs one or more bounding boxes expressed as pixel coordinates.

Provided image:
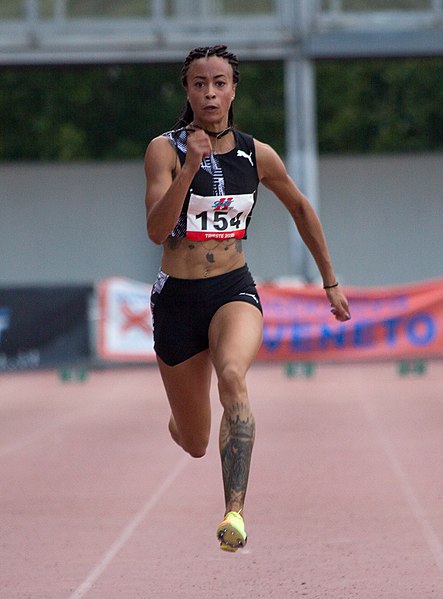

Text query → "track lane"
[1,363,442,598]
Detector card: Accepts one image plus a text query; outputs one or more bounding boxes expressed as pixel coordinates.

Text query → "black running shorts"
[150,264,262,366]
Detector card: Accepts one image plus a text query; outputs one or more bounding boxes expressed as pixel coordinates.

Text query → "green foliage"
[66,0,149,17]
[0,64,184,160]
[220,0,275,14]
[235,62,284,152]
[0,57,442,161]
[0,61,285,161]
[340,0,430,9]
[316,58,443,153]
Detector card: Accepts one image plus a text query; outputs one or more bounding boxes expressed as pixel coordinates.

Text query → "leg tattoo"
[219,402,255,513]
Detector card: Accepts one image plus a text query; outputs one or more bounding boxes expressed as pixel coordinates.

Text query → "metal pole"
[53,0,66,21]
[151,0,164,19]
[284,0,320,282]
[25,0,38,22]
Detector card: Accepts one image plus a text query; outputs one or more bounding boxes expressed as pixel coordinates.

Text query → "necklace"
[189,123,232,139]
[204,126,232,139]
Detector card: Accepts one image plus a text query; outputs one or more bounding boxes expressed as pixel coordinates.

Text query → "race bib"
[186,192,254,241]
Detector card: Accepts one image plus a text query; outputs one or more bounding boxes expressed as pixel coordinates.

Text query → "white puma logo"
[237,150,254,166]
[238,292,259,304]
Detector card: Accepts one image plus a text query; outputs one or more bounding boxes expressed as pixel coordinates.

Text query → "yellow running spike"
[216,511,247,552]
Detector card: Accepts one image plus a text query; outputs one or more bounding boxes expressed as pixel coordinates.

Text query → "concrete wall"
[318,153,443,287]
[1,153,442,288]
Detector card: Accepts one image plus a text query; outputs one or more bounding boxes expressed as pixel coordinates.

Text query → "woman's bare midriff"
[160,236,246,279]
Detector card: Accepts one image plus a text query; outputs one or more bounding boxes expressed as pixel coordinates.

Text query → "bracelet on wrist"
[323,281,339,289]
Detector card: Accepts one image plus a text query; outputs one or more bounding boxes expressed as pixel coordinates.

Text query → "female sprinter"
[144,45,350,552]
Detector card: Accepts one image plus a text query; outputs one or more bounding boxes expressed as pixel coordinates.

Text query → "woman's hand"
[184,128,212,173]
[326,286,351,322]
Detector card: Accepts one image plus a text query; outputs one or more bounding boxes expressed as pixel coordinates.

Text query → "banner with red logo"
[97,277,443,363]
[97,277,154,362]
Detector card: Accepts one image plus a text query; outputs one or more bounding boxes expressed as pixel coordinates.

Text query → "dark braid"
[175,45,239,130]
[181,45,240,87]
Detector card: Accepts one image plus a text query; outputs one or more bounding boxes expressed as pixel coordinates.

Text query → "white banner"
[97,278,155,361]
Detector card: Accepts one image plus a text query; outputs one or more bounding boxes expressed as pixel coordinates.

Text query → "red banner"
[96,277,443,363]
[258,278,443,362]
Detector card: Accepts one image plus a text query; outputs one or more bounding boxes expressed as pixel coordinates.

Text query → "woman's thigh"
[208,301,263,406]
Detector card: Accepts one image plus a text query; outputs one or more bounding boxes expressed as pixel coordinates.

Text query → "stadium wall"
[1,153,441,288]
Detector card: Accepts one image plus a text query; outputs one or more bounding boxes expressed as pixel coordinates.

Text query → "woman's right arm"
[144,130,212,245]
[144,136,194,245]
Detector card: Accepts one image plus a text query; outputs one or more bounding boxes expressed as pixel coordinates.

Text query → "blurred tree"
[235,62,284,153]
[0,58,442,161]
[0,64,185,160]
[316,58,443,153]
[0,61,285,160]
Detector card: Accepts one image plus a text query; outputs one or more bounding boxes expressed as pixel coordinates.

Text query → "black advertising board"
[0,286,92,371]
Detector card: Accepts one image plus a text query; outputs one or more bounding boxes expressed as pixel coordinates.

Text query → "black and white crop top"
[163,127,260,241]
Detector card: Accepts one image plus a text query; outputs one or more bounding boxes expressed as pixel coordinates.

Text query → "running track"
[1,362,442,598]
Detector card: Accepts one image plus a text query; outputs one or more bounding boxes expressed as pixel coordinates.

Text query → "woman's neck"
[191,122,232,139]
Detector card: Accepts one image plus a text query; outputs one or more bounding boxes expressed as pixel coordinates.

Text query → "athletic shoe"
[216,511,247,552]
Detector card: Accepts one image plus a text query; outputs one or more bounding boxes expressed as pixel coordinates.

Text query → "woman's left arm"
[255,139,351,322]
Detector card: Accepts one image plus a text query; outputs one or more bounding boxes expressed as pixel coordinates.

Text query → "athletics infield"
[1,361,442,598]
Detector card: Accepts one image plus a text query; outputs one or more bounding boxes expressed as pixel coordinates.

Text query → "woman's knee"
[217,362,247,401]
[180,434,209,458]
[168,416,209,458]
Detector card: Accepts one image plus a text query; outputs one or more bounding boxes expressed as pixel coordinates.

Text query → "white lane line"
[68,455,189,599]
[362,398,443,573]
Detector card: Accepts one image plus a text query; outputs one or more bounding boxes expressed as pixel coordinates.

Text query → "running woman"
[144,45,350,552]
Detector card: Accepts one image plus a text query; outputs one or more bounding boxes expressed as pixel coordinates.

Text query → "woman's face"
[185,56,236,128]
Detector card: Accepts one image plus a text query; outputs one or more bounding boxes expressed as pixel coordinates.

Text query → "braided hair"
[175,45,240,129]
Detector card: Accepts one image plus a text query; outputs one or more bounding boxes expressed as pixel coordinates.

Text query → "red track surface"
[1,362,443,598]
